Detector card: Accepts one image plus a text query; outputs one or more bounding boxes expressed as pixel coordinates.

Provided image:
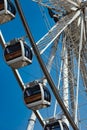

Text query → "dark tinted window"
[62,122,69,130]
[4,42,21,54]
[24,85,41,97]
[45,122,61,130]
[0,0,4,4]
[43,87,51,102]
[24,44,33,60]
[7,0,16,15]
[0,0,4,11]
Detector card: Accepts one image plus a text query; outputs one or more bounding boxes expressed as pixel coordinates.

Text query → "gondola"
[0,0,16,24]
[4,39,33,68]
[24,81,51,110]
[44,118,69,130]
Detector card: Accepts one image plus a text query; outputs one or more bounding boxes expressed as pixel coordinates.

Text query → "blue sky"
[1,1,87,130]
[0,0,52,130]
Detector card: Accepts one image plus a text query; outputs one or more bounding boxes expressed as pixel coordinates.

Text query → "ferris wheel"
[0,0,87,130]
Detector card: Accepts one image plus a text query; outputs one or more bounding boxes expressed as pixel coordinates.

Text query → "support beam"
[66,0,79,7]
[34,110,46,127]
[27,112,36,130]
[27,111,45,130]
[0,31,6,48]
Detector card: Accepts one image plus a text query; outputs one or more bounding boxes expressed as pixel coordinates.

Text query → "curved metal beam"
[14,0,79,129]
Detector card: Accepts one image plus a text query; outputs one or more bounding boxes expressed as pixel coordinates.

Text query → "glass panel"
[43,87,51,102]
[62,122,69,130]
[45,122,61,130]
[24,44,32,60]
[4,42,21,54]
[0,0,4,3]
[0,0,4,11]
[24,85,41,97]
[45,126,61,130]
[7,0,16,15]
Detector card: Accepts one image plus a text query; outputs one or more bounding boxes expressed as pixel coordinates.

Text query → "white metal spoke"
[66,0,79,7]
[32,0,79,13]
[75,17,84,125]
[83,19,87,42]
[76,0,82,4]
[27,112,36,130]
[53,60,63,116]
[43,40,58,85]
[36,11,80,54]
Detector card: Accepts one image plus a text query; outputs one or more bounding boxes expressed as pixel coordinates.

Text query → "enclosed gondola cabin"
[0,0,16,24]
[24,81,51,110]
[4,39,33,69]
[44,118,69,130]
